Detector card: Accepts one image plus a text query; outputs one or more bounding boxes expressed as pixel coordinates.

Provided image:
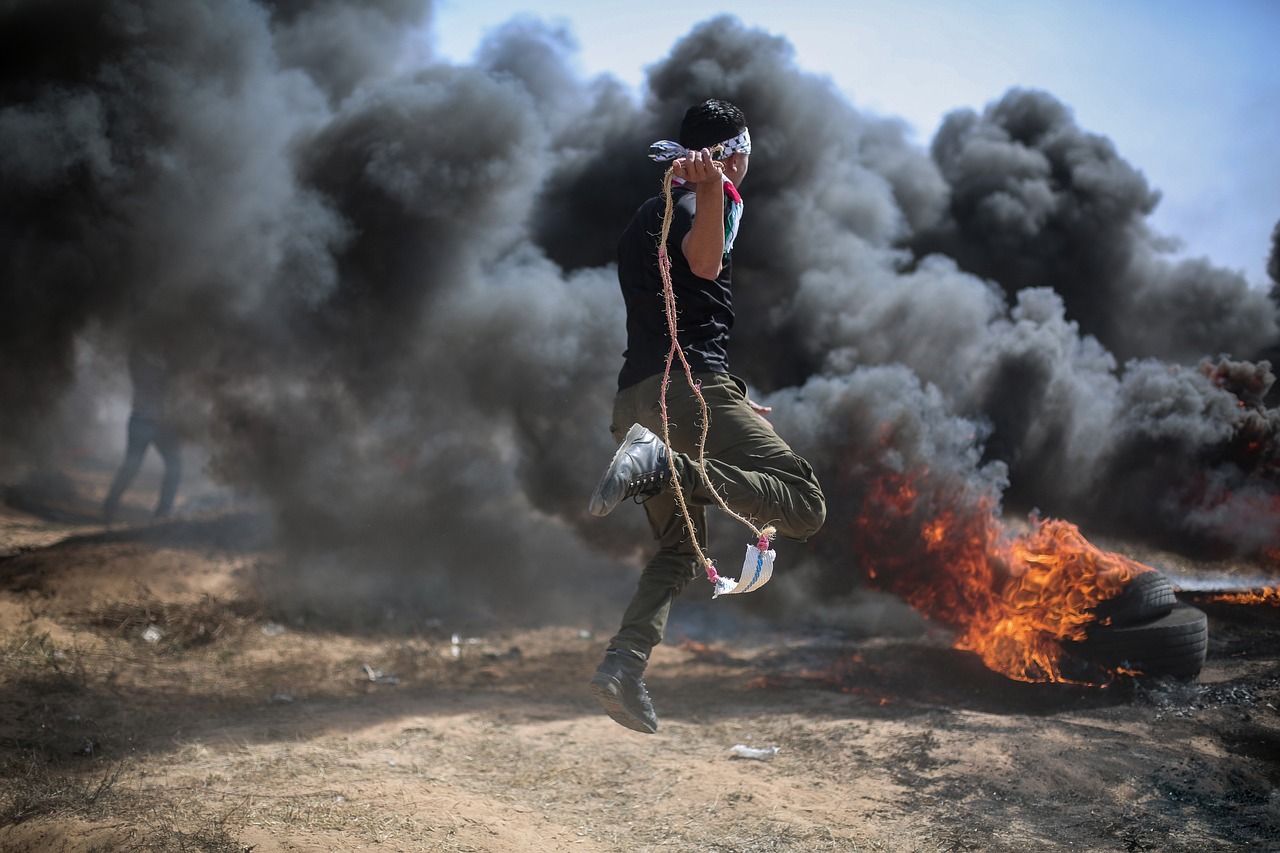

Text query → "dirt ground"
[1,457,1278,853]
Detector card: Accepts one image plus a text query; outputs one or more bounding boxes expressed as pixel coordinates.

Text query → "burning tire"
[1062,603,1208,680]
[1092,570,1176,627]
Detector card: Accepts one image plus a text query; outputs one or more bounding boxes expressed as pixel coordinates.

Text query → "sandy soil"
[1,459,1278,853]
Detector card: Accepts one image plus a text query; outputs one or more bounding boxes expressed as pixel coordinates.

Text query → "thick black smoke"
[2,4,1276,627]
[265,0,431,104]
[913,89,1277,365]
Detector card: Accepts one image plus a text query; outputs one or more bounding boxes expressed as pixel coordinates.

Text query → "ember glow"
[1190,588,1280,607]
[855,470,1153,684]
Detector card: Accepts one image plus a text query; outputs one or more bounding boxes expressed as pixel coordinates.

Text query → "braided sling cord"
[654,166,776,582]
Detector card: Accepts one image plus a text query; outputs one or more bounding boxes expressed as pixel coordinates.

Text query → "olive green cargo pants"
[606,372,827,659]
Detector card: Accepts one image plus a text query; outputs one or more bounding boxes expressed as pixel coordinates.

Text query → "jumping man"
[588,98,827,733]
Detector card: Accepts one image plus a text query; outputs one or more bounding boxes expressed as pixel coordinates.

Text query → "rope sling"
[653,164,777,597]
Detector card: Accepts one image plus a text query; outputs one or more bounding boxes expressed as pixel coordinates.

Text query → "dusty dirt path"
[0,491,1278,852]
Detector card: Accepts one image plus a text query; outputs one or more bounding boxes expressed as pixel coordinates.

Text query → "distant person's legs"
[153,422,182,518]
[102,416,157,523]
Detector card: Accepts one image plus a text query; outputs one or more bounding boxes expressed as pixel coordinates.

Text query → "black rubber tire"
[1091,570,1176,627]
[1061,604,1208,680]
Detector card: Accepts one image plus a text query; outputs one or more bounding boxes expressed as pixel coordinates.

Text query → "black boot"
[590,649,658,734]
[588,424,670,517]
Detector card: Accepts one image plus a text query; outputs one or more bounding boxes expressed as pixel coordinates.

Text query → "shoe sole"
[588,423,651,517]
[589,672,658,734]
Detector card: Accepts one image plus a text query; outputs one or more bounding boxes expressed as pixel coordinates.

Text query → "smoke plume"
[2,4,1276,627]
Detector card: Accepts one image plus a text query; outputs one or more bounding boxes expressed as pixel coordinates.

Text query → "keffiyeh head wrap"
[648,127,749,260]
[648,127,752,163]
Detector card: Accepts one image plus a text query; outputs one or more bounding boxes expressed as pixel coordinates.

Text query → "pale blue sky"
[428,0,1279,286]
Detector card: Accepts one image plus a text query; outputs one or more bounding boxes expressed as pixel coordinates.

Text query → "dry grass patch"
[78,591,261,652]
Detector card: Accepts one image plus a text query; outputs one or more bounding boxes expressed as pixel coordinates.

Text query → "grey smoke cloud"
[266,0,433,103]
[2,4,1276,626]
[1269,220,1280,296]
[913,88,1277,365]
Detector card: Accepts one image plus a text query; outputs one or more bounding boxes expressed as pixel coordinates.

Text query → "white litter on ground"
[730,744,780,760]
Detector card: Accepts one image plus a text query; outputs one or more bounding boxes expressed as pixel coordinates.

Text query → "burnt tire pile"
[1060,570,1208,680]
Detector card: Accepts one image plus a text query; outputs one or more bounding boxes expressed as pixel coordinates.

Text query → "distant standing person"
[103,343,181,523]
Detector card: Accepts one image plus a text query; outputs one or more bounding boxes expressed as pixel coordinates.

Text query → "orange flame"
[1190,587,1280,607]
[855,470,1152,684]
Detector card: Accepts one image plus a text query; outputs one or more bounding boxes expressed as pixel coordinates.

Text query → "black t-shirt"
[616,185,734,390]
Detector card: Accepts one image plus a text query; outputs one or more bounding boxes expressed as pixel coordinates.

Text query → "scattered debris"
[730,744,780,760]
[361,663,400,685]
[450,633,480,658]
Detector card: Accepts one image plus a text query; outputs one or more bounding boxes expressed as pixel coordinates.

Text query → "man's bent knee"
[775,485,826,542]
